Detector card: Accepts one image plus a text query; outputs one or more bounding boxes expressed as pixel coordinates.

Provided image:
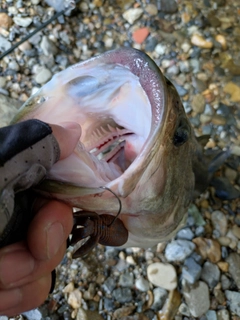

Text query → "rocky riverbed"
[0,0,240,319]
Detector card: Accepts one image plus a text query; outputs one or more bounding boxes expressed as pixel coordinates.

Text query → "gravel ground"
[0,0,240,319]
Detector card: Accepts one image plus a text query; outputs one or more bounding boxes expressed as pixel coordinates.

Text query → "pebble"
[0,35,11,52]
[8,60,20,71]
[112,288,132,303]
[22,309,42,320]
[232,225,240,239]
[68,289,82,309]
[13,16,32,27]
[147,262,177,290]
[179,302,190,316]
[191,34,213,49]
[165,240,195,262]
[119,272,134,287]
[0,77,6,88]
[221,275,231,290]
[40,35,58,55]
[135,277,150,292]
[193,237,221,263]
[226,253,240,289]
[182,281,210,317]
[132,27,149,44]
[177,227,194,240]
[200,261,220,288]
[145,4,158,16]
[211,210,228,236]
[155,43,167,55]
[217,309,230,320]
[215,34,227,50]
[122,8,143,24]
[34,67,52,84]
[206,310,217,320]
[0,12,13,30]
[151,287,168,310]
[223,82,240,102]
[191,93,206,113]
[182,257,202,284]
[225,291,240,316]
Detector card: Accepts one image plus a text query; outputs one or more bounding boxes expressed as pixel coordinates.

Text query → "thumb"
[50,122,81,160]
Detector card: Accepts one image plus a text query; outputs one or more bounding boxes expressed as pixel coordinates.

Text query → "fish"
[10,48,213,248]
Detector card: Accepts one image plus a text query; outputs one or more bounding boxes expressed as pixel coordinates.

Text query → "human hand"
[0,122,81,316]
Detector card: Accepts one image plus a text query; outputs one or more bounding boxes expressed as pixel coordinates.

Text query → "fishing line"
[0,0,81,60]
[99,186,122,227]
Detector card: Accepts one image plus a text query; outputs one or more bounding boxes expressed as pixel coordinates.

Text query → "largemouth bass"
[11,48,209,248]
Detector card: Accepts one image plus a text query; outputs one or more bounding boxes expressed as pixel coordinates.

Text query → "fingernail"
[0,250,34,287]
[59,122,81,135]
[46,222,64,259]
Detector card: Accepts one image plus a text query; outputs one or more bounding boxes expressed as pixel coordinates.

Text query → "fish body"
[11,48,207,248]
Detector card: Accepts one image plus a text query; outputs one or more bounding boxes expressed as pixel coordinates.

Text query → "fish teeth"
[107,124,115,132]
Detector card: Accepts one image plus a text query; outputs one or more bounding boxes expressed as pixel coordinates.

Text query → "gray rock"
[205,310,217,320]
[165,240,195,262]
[0,77,6,88]
[217,309,230,320]
[195,225,205,237]
[167,65,179,75]
[151,287,168,310]
[135,277,150,292]
[177,227,194,240]
[0,36,11,52]
[112,288,132,303]
[182,281,210,317]
[13,16,32,27]
[226,253,240,289]
[102,277,116,294]
[200,261,220,288]
[22,308,42,320]
[182,257,202,284]
[211,210,228,236]
[179,302,190,316]
[34,67,52,84]
[179,61,190,73]
[119,272,134,287]
[190,59,200,73]
[40,36,58,56]
[174,84,188,96]
[225,290,240,316]
[8,60,20,71]
[221,275,231,290]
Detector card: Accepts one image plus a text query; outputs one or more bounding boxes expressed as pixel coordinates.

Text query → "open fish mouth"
[14,48,167,194]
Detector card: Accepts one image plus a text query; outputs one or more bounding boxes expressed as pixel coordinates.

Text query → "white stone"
[13,16,32,27]
[122,8,143,24]
[34,67,52,84]
[147,262,177,290]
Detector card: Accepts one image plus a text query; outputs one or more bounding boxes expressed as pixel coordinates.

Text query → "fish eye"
[173,117,190,147]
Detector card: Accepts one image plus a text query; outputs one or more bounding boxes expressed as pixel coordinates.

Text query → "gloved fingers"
[0,201,73,290]
[0,273,51,316]
[50,122,81,160]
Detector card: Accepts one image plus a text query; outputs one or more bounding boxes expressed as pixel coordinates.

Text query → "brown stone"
[192,237,221,263]
[0,13,13,30]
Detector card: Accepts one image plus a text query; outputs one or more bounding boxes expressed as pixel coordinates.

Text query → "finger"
[0,201,73,289]
[50,122,81,160]
[28,200,73,261]
[0,273,51,317]
[0,239,66,290]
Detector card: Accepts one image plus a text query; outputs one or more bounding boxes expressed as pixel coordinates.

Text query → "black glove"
[0,119,60,248]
